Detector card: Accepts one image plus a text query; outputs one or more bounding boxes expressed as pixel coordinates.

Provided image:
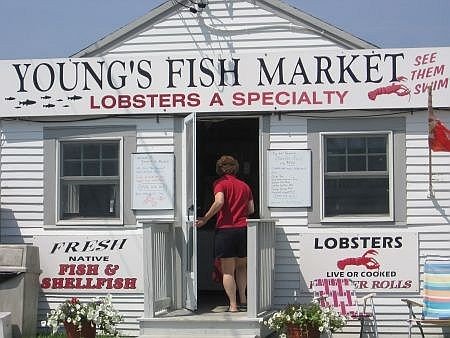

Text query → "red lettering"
[118,95,131,108]
[42,277,139,289]
[124,278,137,289]
[356,280,368,289]
[414,52,438,66]
[64,278,75,289]
[146,94,158,107]
[76,264,86,275]
[232,92,245,106]
[133,94,146,108]
[86,264,99,275]
[90,96,100,109]
[102,95,116,109]
[52,278,64,288]
[40,277,51,289]
[172,93,186,107]
[58,264,72,275]
[113,278,124,289]
[247,92,260,104]
[261,91,273,105]
[159,94,171,107]
[187,93,201,107]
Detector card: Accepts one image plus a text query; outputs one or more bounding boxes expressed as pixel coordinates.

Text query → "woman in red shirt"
[196,155,254,312]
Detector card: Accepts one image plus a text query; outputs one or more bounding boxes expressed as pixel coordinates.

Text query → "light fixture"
[174,0,208,13]
[190,0,208,9]
[174,0,197,13]
[197,0,207,9]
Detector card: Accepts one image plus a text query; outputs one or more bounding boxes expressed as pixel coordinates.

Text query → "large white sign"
[0,47,449,117]
[299,232,419,292]
[268,149,311,207]
[35,235,143,293]
[132,152,175,210]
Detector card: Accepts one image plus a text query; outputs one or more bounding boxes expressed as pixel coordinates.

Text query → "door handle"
[187,204,194,220]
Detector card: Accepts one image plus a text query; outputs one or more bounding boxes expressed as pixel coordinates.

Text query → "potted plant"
[42,294,123,337]
[264,301,347,338]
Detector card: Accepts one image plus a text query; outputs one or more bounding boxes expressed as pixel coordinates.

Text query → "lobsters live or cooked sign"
[299,232,419,292]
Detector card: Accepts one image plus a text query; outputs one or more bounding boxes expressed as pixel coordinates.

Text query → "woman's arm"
[247,199,254,215]
[195,192,224,227]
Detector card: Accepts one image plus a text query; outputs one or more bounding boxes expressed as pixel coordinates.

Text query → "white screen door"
[182,112,197,310]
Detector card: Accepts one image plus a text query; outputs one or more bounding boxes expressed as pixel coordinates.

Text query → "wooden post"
[428,86,434,197]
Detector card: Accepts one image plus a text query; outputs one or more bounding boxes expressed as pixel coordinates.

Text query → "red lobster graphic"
[336,249,380,270]
[367,76,410,101]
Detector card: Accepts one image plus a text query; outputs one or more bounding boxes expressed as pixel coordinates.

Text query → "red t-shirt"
[213,174,253,229]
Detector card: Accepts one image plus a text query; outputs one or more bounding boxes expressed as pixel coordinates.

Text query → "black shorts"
[214,227,247,259]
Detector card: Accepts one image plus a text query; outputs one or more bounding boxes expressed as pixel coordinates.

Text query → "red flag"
[429,116,450,152]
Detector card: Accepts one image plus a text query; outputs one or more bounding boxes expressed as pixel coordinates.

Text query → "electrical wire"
[172,0,198,13]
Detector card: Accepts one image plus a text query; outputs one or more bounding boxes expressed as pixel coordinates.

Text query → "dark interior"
[196,118,259,308]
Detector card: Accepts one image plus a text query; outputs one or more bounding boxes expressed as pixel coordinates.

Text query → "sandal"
[238,304,247,311]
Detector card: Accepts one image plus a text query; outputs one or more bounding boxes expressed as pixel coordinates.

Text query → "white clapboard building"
[1,0,450,337]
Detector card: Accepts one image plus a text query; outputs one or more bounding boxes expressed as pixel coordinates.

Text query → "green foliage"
[264,301,347,335]
[41,295,123,337]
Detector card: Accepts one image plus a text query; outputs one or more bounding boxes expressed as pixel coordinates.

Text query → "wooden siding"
[1,0,449,336]
[0,117,176,336]
[135,116,176,223]
[268,111,450,337]
[103,0,340,57]
[0,120,43,243]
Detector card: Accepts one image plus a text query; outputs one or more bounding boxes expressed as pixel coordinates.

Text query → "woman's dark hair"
[216,155,239,176]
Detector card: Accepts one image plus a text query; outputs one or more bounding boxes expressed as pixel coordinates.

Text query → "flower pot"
[286,325,320,338]
[64,321,96,338]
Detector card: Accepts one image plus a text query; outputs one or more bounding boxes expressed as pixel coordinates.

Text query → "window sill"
[43,223,139,230]
[321,215,394,223]
[54,219,123,226]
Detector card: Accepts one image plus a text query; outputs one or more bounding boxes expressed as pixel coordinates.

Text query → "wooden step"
[138,308,274,338]
[140,335,261,338]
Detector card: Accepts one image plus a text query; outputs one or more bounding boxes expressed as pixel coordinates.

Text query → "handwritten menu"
[268,149,311,207]
[132,153,174,210]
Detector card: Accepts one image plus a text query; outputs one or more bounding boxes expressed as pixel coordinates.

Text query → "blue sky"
[0,0,449,60]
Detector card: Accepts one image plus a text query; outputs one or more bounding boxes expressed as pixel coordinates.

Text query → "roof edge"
[71,1,174,58]
[72,0,377,58]
[257,0,377,49]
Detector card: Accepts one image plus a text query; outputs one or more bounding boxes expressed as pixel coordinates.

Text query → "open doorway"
[196,117,260,311]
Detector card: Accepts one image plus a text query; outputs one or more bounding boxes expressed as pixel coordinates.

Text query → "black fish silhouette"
[43,103,55,108]
[41,95,51,99]
[63,105,69,107]
[57,99,63,102]
[5,96,15,101]
[67,95,82,101]
[19,99,36,106]
[15,106,21,109]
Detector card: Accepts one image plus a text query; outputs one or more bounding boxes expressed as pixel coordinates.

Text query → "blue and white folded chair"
[402,258,450,338]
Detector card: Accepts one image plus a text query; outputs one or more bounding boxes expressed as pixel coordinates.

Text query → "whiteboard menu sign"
[268,149,311,207]
[132,153,174,210]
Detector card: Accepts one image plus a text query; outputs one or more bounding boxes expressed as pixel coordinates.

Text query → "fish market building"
[1,0,450,337]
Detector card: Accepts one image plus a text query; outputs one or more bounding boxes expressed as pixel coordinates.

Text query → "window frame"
[43,125,136,228]
[56,136,124,225]
[320,130,394,223]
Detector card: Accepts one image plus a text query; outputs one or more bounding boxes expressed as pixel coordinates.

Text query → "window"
[43,125,136,227]
[307,117,406,225]
[60,141,120,220]
[323,134,391,219]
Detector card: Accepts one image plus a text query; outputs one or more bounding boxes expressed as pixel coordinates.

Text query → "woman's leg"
[220,257,238,311]
[235,257,247,305]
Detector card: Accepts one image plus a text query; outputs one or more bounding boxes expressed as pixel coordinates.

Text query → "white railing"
[143,219,275,318]
[143,221,174,317]
[247,219,276,317]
